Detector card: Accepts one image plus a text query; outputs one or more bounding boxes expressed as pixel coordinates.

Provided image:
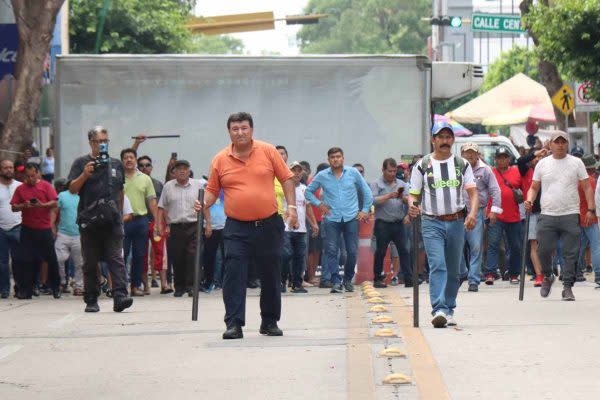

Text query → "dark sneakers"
[319,281,333,289]
[259,322,283,336]
[85,302,100,313]
[343,281,354,292]
[468,283,478,292]
[330,284,343,293]
[561,286,575,301]
[291,286,308,293]
[113,296,133,312]
[540,275,555,298]
[373,280,387,288]
[223,325,243,340]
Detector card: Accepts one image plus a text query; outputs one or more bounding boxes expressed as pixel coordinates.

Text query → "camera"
[94,143,109,168]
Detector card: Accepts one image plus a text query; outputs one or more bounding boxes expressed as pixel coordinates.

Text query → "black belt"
[231,213,280,227]
[170,221,196,226]
[132,214,148,219]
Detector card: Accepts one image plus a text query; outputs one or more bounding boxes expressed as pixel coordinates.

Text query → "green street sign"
[471,13,525,33]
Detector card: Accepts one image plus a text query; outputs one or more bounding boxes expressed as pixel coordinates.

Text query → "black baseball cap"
[495,148,511,157]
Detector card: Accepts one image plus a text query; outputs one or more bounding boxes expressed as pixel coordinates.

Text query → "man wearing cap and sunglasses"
[525,131,595,301]
[459,143,502,292]
[408,122,479,328]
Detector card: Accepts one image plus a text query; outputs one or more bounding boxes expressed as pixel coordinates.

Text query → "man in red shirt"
[484,148,524,285]
[577,154,599,283]
[10,163,61,299]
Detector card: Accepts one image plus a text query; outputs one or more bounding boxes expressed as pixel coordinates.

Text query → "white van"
[454,135,520,166]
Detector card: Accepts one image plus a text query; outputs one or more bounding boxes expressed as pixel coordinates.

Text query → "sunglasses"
[138,163,152,168]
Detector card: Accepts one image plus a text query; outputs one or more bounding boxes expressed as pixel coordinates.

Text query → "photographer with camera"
[67,126,133,313]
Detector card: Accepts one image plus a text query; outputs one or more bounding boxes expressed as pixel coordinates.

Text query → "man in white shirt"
[0,160,22,298]
[281,162,319,293]
[526,131,595,301]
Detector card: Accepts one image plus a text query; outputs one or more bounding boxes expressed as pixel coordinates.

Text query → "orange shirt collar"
[227,140,257,159]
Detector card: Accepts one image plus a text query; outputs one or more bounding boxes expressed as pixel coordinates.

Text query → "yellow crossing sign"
[551,84,575,115]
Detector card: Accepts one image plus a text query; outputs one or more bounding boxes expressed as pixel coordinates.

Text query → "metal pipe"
[192,189,205,321]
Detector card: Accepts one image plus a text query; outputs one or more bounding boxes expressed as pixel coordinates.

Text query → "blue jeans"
[124,216,149,288]
[0,225,21,295]
[282,231,307,288]
[323,219,358,285]
[459,209,485,285]
[485,220,522,277]
[421,216,464,316]
[579,225,600,279]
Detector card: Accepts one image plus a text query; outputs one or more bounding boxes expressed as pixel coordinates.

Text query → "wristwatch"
[588,209,596,214]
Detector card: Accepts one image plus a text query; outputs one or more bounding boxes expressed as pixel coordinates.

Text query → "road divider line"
[47,313,80,329]
[347,294,376,400]
[386,290,450,400]
[0,345,23,361]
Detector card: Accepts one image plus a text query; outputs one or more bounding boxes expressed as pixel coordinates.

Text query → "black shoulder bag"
[78,159,121,231]
[499,169,524,204]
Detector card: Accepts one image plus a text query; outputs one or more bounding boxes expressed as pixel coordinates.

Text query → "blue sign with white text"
[0,24,18,79]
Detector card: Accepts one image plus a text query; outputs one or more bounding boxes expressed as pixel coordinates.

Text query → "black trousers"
[19,227,60,296]
[168,222,197,291]
[373,219,412,281]
[203,229,224,286]
[80,225,128,300]
[223,213,284,328]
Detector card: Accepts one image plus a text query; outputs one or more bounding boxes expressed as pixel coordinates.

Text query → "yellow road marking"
[386,290,451,400]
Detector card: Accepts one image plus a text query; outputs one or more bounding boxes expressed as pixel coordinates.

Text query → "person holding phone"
[10,163,61,299]
[369,158,411,288]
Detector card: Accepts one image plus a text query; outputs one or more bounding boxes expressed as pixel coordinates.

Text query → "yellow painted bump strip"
[369,305,389,313]
[383,373,412,385]
[374,328,398,337]
[379,347,407,358]
[372,315,394,324]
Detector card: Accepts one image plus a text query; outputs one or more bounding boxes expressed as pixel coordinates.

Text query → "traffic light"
[430,16,462,28]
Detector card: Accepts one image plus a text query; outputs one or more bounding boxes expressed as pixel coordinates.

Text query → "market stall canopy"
[447,73,556,126]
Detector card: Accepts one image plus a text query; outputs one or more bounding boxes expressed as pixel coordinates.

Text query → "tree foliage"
[526,0,600,101]
[190,35,244,55]
[298,0,430,54]
[480,46,539,93]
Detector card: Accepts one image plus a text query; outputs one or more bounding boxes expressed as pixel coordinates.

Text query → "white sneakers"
[431,311,457,328]
[431,311,447,328]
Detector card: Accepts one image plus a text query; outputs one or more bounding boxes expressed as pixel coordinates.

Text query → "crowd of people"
[0,113,599,333]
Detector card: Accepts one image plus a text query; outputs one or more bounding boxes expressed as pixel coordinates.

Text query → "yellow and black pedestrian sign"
[551,84,575,115]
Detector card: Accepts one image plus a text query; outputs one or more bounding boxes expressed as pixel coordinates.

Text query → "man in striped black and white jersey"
[408,122,479,328]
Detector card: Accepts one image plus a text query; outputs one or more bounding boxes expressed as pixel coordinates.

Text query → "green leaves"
[527,0,600,101]
[70,0,195,54]
[297,0,429,55]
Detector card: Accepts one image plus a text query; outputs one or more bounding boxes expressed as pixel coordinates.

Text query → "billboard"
[0,24,18,79]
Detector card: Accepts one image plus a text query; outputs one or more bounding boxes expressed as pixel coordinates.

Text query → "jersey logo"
[431,179,461,189]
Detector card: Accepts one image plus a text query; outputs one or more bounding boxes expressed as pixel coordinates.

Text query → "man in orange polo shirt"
[199,112,297,340]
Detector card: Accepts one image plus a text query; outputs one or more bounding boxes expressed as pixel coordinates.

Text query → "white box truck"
[54,55,482,179]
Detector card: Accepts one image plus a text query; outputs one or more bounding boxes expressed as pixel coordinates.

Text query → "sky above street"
[195,0,309,55]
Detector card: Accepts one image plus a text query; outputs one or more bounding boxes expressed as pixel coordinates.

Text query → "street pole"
[411,202,421,327]
[191,189,205,321]
[519,212,531,301]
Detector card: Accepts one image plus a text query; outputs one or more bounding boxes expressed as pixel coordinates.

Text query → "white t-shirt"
[0,180,22,230]
[123,195,133,216]
[409,154,475,216]
[285,184,308,233]
[533,154,588,216]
